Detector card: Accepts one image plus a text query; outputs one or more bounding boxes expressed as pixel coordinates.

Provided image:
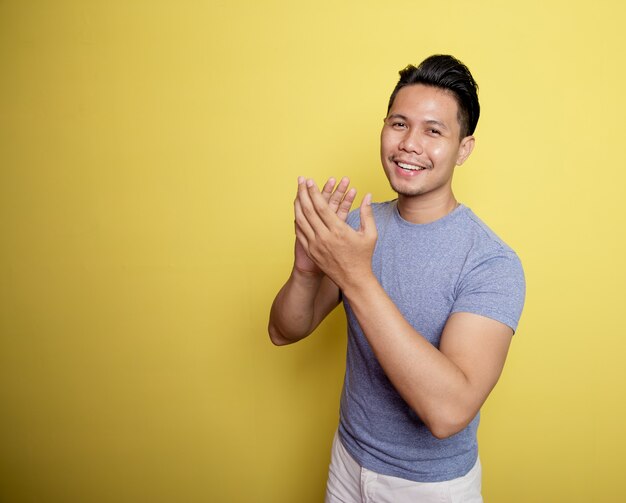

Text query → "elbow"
[424,407,475,440]
[428,420,465,440]
[268,313,314,346]
[268,322,294,346]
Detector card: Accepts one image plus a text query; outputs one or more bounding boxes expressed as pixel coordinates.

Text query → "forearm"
[268,268,337,346]
[342,273,474,438]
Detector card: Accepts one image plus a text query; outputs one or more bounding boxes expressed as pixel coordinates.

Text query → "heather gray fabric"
[338,201,525,483]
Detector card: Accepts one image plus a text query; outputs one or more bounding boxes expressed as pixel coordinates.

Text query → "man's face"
[380,84,474,201]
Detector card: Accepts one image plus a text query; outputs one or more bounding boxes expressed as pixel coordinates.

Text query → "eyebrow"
[424,119,449,130]
[387,114,408,121]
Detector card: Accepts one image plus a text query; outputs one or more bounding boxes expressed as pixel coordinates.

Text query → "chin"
[388,180,425,197]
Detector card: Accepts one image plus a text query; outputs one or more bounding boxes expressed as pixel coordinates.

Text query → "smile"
[397,162,426,172]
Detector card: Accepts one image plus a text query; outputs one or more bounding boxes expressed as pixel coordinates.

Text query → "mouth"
[392,158,431,176]
[396,162,426,172]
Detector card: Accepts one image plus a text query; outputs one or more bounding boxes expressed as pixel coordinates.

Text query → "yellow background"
[1,1,625,501]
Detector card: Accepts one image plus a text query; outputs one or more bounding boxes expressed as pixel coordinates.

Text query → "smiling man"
[268,55,525,502]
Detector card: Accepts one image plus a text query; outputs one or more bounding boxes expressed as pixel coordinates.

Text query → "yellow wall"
[1,1,625,501]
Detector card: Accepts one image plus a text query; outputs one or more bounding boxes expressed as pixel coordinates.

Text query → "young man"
[268,55,525,502]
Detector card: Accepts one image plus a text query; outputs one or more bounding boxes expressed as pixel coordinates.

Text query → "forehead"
[390,84,460,129]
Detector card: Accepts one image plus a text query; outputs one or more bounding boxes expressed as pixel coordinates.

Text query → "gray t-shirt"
[339,201,526,482]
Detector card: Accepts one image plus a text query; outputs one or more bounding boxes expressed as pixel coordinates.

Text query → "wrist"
[291,265,325,283]
[339,269,378,300]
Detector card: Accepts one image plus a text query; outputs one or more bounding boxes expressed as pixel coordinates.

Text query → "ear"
[456,135,475,166]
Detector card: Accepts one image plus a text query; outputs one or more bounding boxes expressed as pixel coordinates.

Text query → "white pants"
[325,432,483,503]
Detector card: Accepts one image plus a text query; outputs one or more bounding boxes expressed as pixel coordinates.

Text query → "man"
[268,55,525,502]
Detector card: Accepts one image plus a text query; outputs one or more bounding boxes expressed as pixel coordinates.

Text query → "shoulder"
[456,206,516,252]
[454,207,523,270]
[452,207,526,331]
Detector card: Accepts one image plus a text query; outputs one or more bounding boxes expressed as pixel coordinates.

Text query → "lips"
[392,155,432,174]
[397,162,425,172]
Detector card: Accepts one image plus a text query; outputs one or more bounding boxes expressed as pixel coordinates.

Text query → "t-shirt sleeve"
[451,250,526,333]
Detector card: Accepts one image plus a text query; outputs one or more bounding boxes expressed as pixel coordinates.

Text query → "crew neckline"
[391,200,467,228]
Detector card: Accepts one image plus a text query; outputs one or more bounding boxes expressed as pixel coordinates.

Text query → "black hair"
[387,55,480,138]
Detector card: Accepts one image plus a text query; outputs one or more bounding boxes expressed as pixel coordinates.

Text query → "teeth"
[397,162,424,171]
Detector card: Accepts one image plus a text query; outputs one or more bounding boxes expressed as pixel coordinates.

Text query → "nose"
[399,129,423,154]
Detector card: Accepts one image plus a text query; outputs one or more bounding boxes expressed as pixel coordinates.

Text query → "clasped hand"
[294,176,377,291]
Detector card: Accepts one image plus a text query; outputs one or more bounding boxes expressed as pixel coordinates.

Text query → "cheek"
[380,134,394,156]
[428,143,455,162]
[425,143,441,160]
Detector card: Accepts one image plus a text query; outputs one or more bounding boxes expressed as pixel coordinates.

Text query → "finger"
[294,195,318,243]
[321,177,337,203]
[299,178,331,232]
[294,222,310,250]
[336,187,357,221]
[294,175,306,204]
[305,178,340,229]
[358,193,376,237]
[328,176,350,212]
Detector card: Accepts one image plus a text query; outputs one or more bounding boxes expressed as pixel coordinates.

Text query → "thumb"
[359,194,376,236]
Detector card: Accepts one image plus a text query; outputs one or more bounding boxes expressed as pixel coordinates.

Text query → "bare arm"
[268,177,356,346]
[268,271,341,346]
[343,273,512,439]
[296,179,513,438]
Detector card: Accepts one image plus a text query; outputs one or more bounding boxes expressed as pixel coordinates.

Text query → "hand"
[295,178,377,290]
[293,176,357,275]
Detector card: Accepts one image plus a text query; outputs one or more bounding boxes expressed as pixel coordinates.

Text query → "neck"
[397,192,459,224]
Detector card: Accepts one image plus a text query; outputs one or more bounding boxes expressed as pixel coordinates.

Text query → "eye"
[392,121,407,129]
[427,128,442,136]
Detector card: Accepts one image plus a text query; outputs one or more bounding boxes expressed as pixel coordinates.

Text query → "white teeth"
[397,162,424,171]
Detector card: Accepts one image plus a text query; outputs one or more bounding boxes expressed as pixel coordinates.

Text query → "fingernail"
[306,179,314,188]
[365,193,372,205]
[298,176,304,184]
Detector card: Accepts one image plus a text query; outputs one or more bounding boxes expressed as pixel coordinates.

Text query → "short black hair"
[387,55,480,138]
